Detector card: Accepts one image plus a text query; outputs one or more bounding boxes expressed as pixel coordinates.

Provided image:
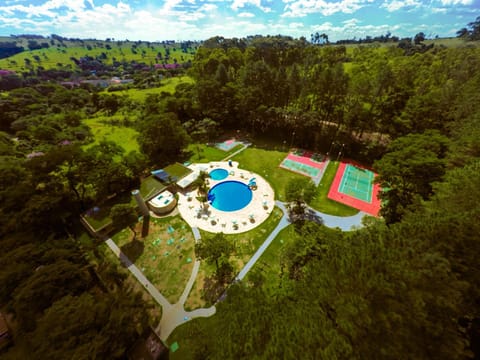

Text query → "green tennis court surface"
[339,164,374,203]
[280,159,320,177]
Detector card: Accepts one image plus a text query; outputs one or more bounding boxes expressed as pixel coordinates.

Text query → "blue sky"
[0,0,478,42]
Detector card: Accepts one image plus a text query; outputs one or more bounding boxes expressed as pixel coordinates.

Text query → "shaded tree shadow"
[120,239,144,264]
[304,209,324,225]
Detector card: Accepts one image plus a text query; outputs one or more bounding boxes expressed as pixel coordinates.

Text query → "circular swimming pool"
[208,181,252,211]
[209,168,229,181]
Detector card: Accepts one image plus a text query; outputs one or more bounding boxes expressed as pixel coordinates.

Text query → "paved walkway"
[234,201,366,281]
[105,183,367,341]
[105,229,217,342]
[305,206,367,231]
[235,201,290,281]
[222,142,251,161]
[156,227,216,341]
[105,239,172,309]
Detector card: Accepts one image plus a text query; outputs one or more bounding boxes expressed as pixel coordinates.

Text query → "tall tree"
[195,232,233,271]
[137,112,190,165]
[285,178,316,223]
[374,130,449,223]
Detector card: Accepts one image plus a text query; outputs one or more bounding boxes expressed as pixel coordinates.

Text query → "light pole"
[290,131,296,149]
[337,143,345,161]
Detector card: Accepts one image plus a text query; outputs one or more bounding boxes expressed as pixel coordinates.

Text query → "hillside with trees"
[1,20,480,358]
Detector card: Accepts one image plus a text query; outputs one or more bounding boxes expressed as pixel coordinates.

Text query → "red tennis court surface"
[328,160,381,217]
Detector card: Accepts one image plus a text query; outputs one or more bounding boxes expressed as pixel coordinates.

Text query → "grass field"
[107,76,194,101]
[112,215,196,304]
[248,224,342,290]
[231,147,305,202]
[185,143,243,163]
[0,40,196,72]
[83,115,140,154]
[309,161,359,216]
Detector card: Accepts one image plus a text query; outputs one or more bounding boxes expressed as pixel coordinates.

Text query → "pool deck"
[177,161,275,234]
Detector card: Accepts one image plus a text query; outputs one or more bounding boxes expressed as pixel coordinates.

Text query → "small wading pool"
[209,168,229,181]
[208,181,252,211]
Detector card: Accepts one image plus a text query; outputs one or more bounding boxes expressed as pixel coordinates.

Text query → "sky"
[0,0,478,42]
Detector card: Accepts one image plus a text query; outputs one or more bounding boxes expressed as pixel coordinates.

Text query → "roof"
[151,163,192,185]
[140,176,167,201]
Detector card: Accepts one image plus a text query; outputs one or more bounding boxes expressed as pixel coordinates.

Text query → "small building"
[148,190,176,215]
[80,163,192,238]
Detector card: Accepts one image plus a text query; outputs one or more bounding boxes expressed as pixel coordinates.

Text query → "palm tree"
[193,171,210,212]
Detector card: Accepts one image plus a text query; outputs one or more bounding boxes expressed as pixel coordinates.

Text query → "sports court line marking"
[328,161,381,216]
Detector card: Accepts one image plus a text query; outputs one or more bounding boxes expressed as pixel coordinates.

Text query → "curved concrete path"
[234,201,366,281]
[305,206,367,231]
[105,191,367,340]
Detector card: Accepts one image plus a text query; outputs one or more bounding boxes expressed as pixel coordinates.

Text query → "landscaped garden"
[112,215,196,303]
[184,206,284,310]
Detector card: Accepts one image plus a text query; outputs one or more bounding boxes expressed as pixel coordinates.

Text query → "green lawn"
[309,161,359,216]
[105,76,194,101]
[247,224,296,288]
[231,147,305,201]
[247,224,343,290]
[82,116,140,154]
[185,207,284,310]
[199,206,283,268]
[186,143,243,163]
[112,215,196,304]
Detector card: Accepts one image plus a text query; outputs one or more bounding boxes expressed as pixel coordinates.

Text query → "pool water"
[208,181,252,211]
[209,168,229,180]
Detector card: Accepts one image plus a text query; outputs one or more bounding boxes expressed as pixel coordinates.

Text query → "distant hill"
[0,35,198,73]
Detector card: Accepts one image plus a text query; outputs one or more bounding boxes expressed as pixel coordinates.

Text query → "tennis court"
[328,161,381,217]
[280,158,320,178]
[216,138,242,151]
[279,150,328,185]
[338,164,374,202]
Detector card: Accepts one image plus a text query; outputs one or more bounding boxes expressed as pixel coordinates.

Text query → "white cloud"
[439,0,473,4]
[431,7,448,13]
[282,0,369,18]
[310,21,402,41]
[380,0,421,12]
[0,0,96,17]
[289,22,304,29]
[342,18,361,26]
[238,12,255,17]
[231,0,271,13]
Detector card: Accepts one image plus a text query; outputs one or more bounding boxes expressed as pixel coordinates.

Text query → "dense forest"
[1,19,480,358]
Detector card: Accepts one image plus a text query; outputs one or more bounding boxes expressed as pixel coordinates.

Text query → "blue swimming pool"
[208,181,252,211]
[209,168,229,180]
